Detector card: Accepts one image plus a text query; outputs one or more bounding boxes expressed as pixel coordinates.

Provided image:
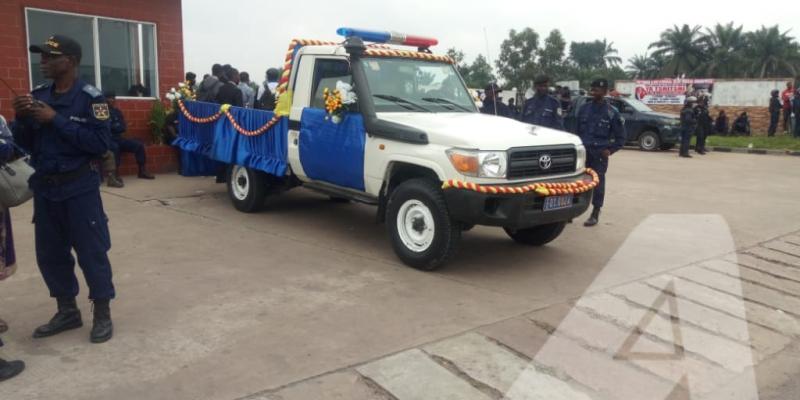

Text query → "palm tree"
[698,22,746,78]
[649,24,706,77]
[626,54,650,79]
[601,39,622,68]
[744,25,799,78]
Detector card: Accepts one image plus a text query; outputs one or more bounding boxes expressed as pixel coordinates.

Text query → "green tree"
[538,29,567,78]
[569,41,605,69]
[648,24,705,77]
[496,27,540,90]
[568,39,619,69]
[744,25,799,78]
[626,54,651,79]
[446,47,471,79]
[465,54,495,88]
[698,22,746,78]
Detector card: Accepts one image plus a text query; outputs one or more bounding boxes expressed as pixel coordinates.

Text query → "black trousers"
[695,127,707,152]
[112,139,146,168]
[679,127,692,155]
[783,108,792,131]
[768,112,780,136]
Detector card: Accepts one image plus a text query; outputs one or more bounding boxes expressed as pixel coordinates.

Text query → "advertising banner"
[634,79,714,105]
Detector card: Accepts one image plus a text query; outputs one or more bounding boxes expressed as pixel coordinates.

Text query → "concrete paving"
[0,150,798,400]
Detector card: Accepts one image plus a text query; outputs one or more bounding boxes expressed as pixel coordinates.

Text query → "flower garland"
[177,101,282,137]
[442,168,599,197]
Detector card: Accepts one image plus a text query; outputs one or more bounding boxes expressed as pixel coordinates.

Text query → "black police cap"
[534,75,550,85]
[30,35,82,58]
[591,78,609,89]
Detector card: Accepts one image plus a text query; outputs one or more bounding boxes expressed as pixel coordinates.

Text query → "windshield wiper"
[373,94,432,112]
[422,97,473,113]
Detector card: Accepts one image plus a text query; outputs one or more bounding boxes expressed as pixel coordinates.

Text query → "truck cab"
[218,29,598,270]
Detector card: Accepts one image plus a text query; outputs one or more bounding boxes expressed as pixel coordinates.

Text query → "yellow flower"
[220,104,231,113]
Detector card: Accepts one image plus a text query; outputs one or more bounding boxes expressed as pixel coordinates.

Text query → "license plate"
[543,195,573,211]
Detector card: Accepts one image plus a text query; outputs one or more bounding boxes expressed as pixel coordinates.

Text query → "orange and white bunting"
[442,169,600,197]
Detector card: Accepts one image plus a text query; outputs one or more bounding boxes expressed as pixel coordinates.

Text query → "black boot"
[137,166,155,180]
[90,299,113,344]
[584,207,601,227]
[0,358,25,382]
[33,297,83,338]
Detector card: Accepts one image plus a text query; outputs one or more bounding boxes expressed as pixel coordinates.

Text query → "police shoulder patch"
[82,84,103,98]
[92,103,110,121]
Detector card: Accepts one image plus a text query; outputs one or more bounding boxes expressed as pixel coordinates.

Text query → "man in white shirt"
[237,71,255,108]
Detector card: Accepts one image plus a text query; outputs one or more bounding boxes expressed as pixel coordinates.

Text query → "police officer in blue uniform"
[521,75,564,130]
[11,35,115,343]
[679,96,698,158]
[480,82,514,118]
[576,78,626,227]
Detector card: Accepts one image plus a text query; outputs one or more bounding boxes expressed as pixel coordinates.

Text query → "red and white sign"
[634,79,714,105]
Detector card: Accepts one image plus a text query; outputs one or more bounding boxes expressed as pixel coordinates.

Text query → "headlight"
[478,152,507,178]
[446,149,507,178]
[575,144,586,172]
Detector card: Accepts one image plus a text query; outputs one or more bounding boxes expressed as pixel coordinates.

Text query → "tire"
[504,222,566,246]
[386,178,461,270]
[638,131,661,151]
[659,143,675,151]
[227,165,268,213]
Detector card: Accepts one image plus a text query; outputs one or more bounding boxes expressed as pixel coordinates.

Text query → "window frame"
[309,57,352,110]
[24,7,160,100]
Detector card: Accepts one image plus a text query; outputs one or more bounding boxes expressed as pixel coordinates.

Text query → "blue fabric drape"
[175,101,288,177]
[299,108,365,191]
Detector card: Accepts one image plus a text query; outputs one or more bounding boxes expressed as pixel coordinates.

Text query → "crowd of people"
[189,64,281,111]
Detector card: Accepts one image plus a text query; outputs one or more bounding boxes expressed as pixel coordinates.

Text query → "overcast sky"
[182,0,798,84]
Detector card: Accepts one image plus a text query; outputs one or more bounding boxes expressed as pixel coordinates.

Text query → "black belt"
[40,163,92,186]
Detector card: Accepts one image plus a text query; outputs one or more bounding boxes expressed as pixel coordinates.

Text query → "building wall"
[616,79,793,136]
[0,0,183,172]
[649,104,781,136]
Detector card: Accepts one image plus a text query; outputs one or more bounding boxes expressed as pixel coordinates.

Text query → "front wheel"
[638,131,661,151]
[386,178,461,270]
[504,222,566,246]
[227,165,268,213]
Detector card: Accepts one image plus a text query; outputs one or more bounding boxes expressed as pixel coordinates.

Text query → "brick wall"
[649,104,781,136]
[0,0,184,173]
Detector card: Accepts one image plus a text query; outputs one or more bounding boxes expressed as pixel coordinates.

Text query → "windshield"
[361,58,477,113]
[624,98,653,113]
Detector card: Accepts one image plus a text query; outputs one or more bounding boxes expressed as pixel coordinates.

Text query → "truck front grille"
[507,146,577,179]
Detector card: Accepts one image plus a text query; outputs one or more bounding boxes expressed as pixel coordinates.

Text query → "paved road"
[0,150,798,400]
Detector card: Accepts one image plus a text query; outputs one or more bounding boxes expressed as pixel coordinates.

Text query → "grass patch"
[692,135,800,151]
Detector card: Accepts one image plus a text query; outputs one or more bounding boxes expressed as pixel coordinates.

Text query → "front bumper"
[661,125,681,144]
[443,177,593,229]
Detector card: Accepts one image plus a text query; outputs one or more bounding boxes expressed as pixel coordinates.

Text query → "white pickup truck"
[191,29,596,270]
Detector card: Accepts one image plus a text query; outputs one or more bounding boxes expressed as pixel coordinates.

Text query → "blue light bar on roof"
[336,27,438,47]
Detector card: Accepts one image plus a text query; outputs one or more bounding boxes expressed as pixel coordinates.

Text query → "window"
[26,8,158,98]
[310,59,351,109]
[361,58,475,113]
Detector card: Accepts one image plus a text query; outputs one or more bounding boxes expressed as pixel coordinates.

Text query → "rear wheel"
[228,165,268,213]
[638,131,661,151]
[504,222,566,246]
[386,178,461,270]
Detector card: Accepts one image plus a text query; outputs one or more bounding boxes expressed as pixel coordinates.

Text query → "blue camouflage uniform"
[576,100,626,208]
[521,94,564,130]
[12,80,115,301]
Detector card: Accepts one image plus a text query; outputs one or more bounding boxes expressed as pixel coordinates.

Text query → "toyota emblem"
[539,154,552,170]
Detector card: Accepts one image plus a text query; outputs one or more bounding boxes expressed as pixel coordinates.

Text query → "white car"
[209,29,596,270]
